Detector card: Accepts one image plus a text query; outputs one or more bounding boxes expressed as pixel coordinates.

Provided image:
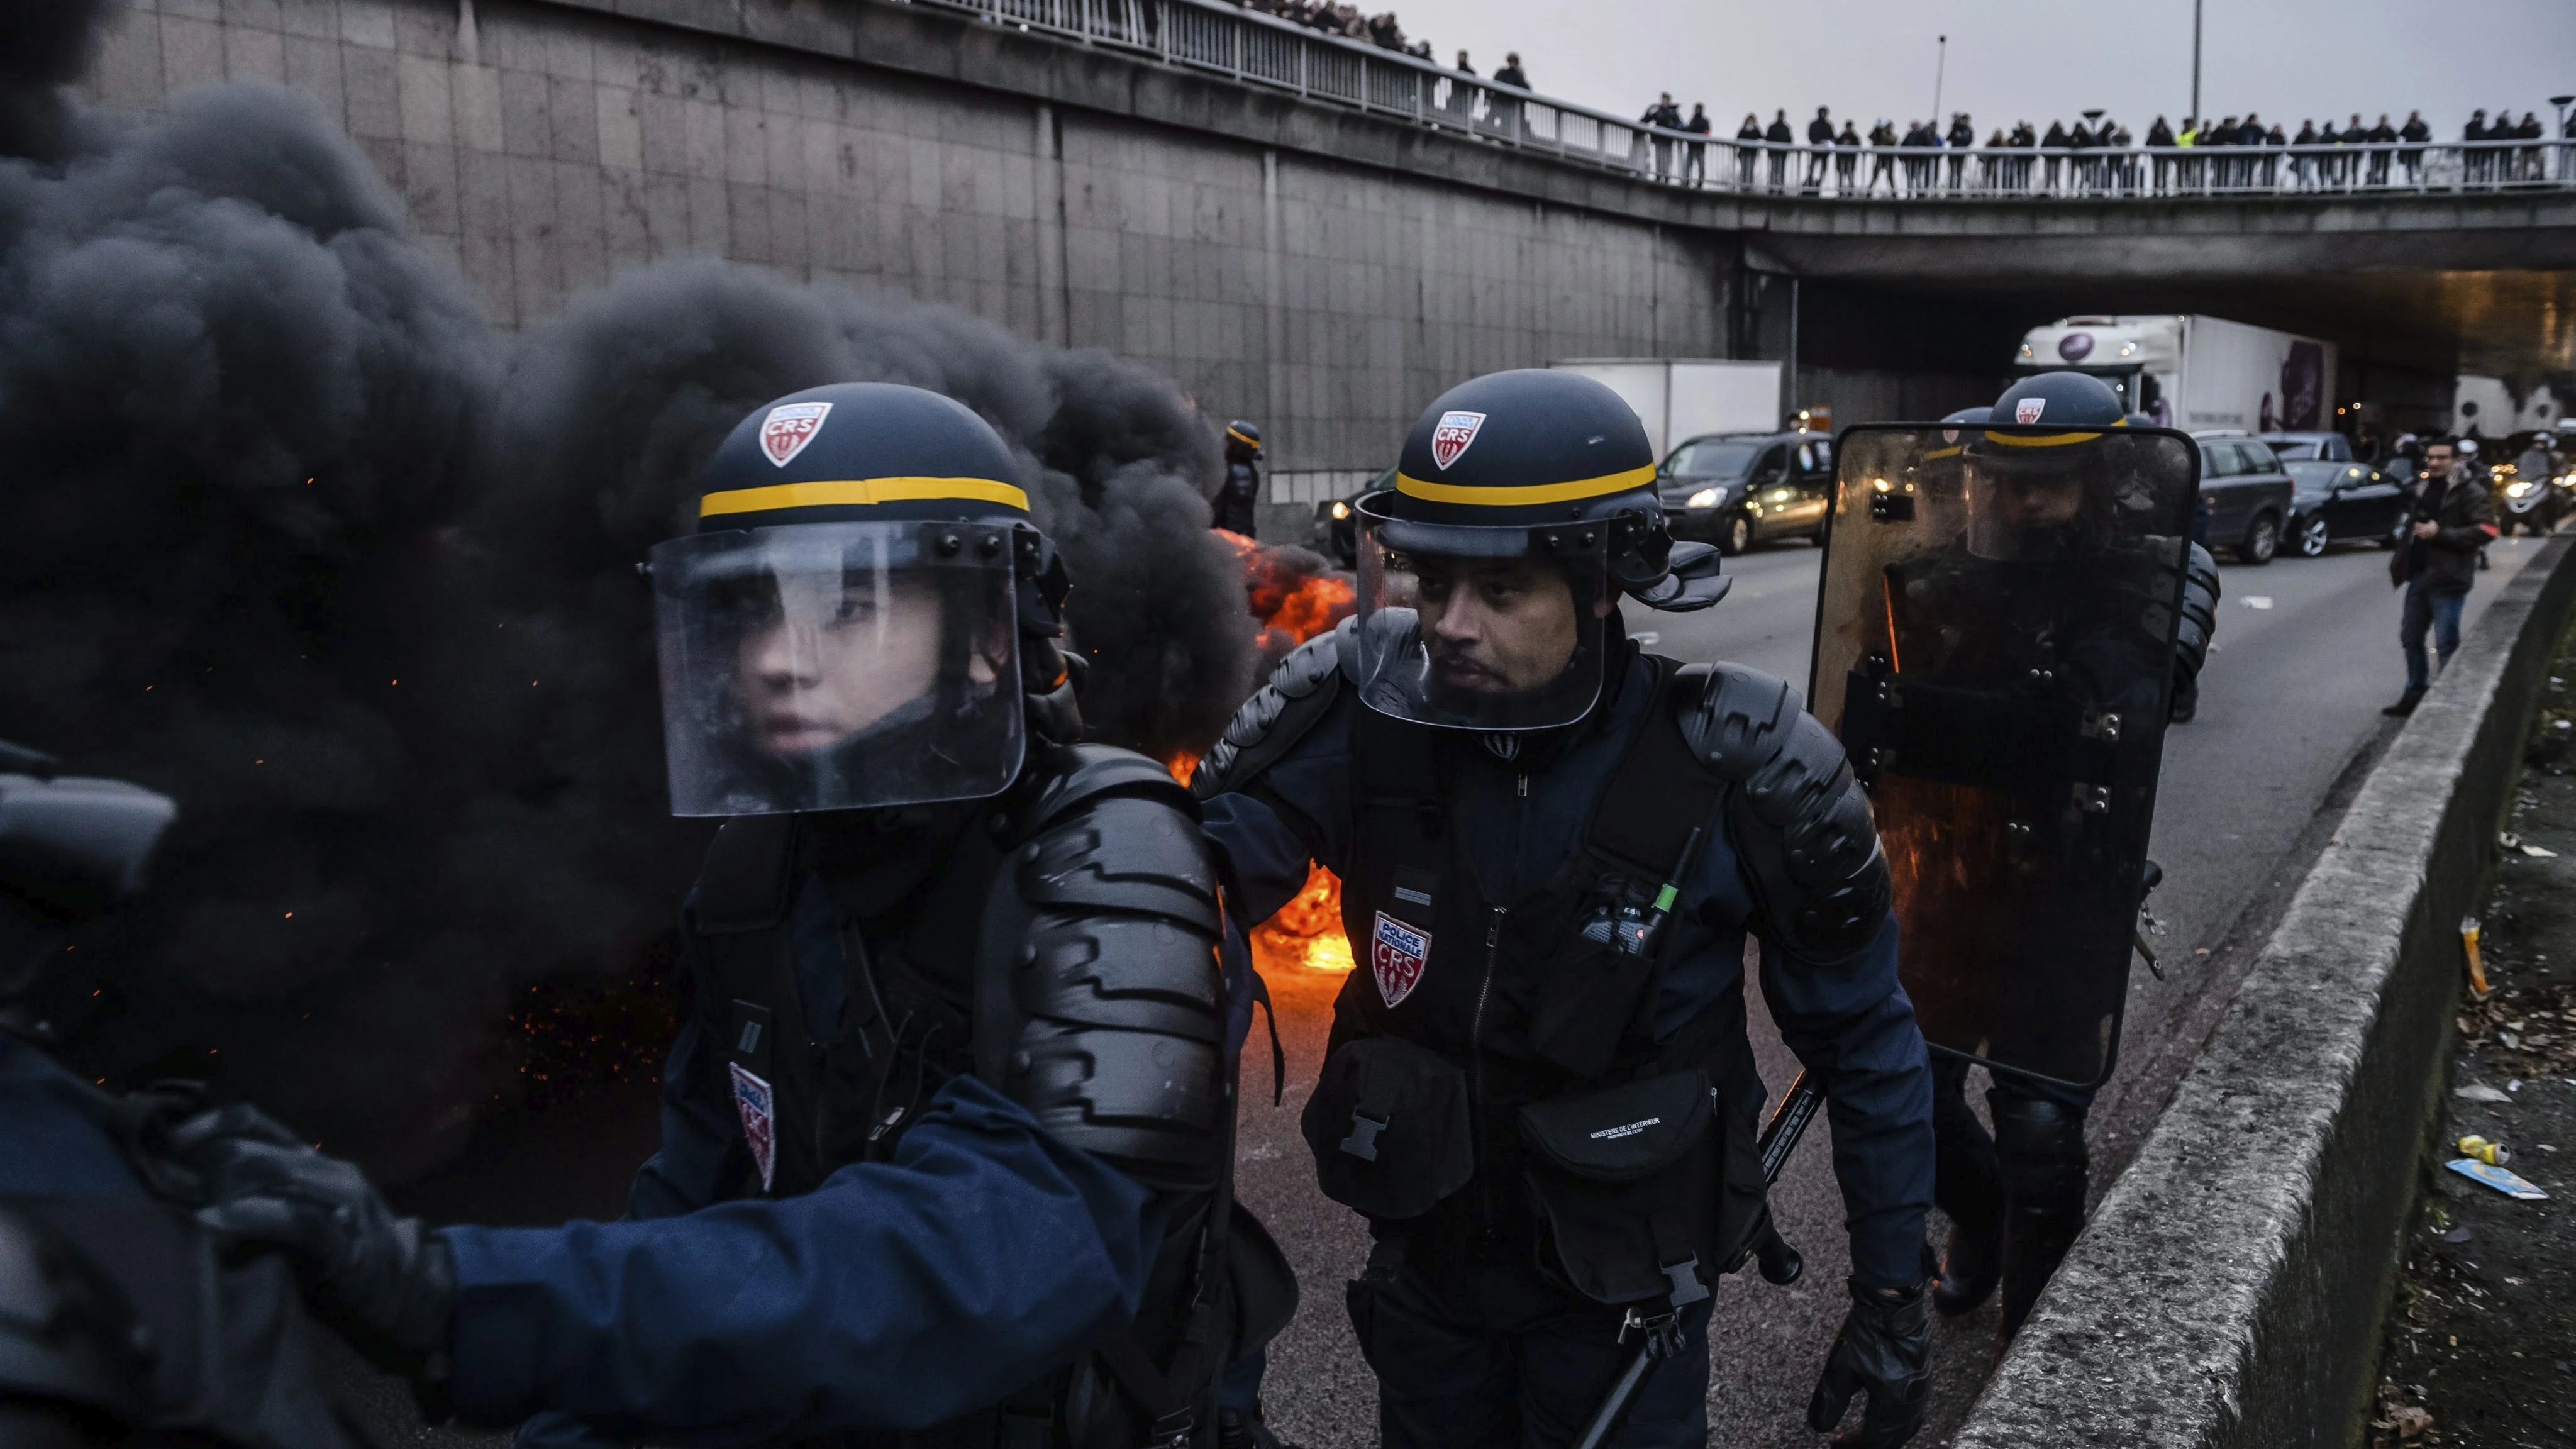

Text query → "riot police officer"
[1192,370,1936,1449]
[1216,422,1263,536]
[1819,372,2216,1350]
[180,382,1289,1447]
[0,752,377,1449]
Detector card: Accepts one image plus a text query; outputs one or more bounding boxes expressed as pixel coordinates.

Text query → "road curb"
[1954,533,2576,1449]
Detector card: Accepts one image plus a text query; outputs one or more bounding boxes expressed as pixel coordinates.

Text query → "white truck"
[1546,358,1784,457]
[2013,316,2338,434]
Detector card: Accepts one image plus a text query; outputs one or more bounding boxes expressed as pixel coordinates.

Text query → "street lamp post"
[1931,35,1947,123]
[2189,0,2204,126]
[2554,95,2573,182]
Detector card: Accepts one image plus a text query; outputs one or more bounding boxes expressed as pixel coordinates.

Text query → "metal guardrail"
[916,0,2576,199]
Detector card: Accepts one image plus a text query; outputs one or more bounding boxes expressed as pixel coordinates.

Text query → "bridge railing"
[912,0,2576,200]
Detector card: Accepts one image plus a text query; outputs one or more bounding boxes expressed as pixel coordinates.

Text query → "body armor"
[1199,639,1887,1314]
[679,743,1255,1448]
[0,1089,372,1449]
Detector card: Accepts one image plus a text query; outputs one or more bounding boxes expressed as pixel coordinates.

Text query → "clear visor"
[650,521,1023,817]
[1352,514,1609,733]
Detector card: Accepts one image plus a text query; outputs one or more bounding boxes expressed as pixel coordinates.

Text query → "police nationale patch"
[760,401,832,468]
[729,1062,779,1191]
[1370,910,1431,1008]
[1430,411,1487,471]
[2015,397,2047,425]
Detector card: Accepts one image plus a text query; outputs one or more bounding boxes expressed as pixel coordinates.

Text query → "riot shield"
[1809,423,2199,1089]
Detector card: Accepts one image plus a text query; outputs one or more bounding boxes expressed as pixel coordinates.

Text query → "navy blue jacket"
[0,1035,143,1197]
[445,1074,1157,1442]
[1201,652,1934,1286]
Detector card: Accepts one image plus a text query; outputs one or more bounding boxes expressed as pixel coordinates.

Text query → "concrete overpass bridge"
[81,0,2576,503]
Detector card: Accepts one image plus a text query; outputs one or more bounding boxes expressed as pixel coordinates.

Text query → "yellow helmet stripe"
[1980,423,2129,449]
[699,477,1030,518]
[1393,464,1657,508]
[1226,426,1260,448]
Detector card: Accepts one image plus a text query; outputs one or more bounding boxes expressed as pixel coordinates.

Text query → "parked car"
[2260,430,2354,462]
[1657,431,1835,555]
[2282,460,2406,557]
[2191,431,2296,565]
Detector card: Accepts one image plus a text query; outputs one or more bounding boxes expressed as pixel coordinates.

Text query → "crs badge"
[729,1061,779,1191]
[2014,397,2048,425]
[1429,411,1487,471]
[759,401,832,468]
[1370,910,1432,1008]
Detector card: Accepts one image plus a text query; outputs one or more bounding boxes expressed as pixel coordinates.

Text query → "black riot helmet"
[1353,369,1723,733]
[648,382,1076,818]
[1955,371,2142,560]
[1224,421,1262,464]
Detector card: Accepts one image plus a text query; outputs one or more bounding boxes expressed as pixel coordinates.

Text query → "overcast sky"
[1385,0,2575,136]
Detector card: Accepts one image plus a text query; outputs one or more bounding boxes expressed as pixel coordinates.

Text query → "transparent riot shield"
[1809,424,2200,1089]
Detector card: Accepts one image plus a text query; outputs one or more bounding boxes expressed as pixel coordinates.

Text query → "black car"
[1314,470,1394,568]
[2192,431,2297,565]
[1656,431,1834,554]
[2282,459,2406,557]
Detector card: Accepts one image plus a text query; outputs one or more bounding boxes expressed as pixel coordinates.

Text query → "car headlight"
[2507,481,2536,498]
[1329,500,1351,519]
[1687,487,1721,508]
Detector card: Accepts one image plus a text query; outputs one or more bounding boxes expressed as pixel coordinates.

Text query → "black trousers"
[1352,1248,1713,1449]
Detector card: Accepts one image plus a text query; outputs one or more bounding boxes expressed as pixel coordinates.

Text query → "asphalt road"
[1241,532,2555,1449]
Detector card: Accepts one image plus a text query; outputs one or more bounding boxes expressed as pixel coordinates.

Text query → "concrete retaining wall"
[1958,533,2576,1448]
[81,0,1727,477]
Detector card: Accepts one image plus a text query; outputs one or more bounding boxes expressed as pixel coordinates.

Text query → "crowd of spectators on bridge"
[1623,103,2576,197]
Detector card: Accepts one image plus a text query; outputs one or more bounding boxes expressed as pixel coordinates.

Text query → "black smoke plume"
[1,30,1258,1177]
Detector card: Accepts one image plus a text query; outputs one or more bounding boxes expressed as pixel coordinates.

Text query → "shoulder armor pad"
[1191,618,1350,801]
[691,814,799,934]
[982,759,1228,1189]
[1676,663,1892,965]
[1015,743,1197,838]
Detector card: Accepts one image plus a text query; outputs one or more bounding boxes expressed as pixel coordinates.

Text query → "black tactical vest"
[1300,658,1771,1308]
[678,744,1285,1449]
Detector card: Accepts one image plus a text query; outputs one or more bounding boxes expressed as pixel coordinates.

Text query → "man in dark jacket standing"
[1806,105,1835,192]
[2385,437,2501,716]
[1765,108,1795,191]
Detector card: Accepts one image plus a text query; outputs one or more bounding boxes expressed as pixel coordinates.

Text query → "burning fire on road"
[1184,533,1358,974]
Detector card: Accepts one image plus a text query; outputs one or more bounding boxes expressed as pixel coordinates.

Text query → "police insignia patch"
[760,401,832,468]
[2015,398,2047,425]
[1370,910,1431,1008]
[729,1062,779,1190]
[1430,411,1487,471]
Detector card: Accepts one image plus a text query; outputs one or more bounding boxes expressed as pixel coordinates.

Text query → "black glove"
[167,1104,456,1377]
[1806,1276,1930,1448]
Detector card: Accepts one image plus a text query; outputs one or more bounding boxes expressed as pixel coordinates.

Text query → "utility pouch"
[1515,1069,1717,1307]
[1301,1036,1474,1220]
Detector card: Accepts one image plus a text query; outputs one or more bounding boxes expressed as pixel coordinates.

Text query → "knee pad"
[1989,1094,2088,1206]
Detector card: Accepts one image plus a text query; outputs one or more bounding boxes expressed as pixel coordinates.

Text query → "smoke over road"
[0,11,1260,1177]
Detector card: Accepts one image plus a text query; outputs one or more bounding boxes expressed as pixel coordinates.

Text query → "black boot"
[1934,1215,2002,1317]
[1928,1056,2003,1316]
[1990,1091,2090,1346]
[2382,689,2424,718]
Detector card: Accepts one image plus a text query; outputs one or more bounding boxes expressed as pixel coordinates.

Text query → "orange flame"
[1253,862,1353,975]
[1217,528,1358,658]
